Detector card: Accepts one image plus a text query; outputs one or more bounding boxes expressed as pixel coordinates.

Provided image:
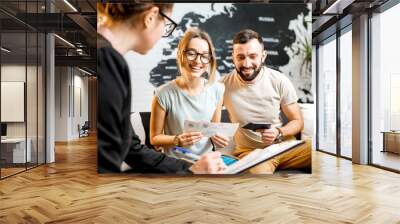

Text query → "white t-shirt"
[155,80,225,158]
[221,66,298,152]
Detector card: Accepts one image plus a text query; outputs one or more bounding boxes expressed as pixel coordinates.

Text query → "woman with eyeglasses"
[150,28,230,159]
[97,3,226,174]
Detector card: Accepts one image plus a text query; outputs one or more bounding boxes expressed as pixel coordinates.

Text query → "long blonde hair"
[176,28,217,84]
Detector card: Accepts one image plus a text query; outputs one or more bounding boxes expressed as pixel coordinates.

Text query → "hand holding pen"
[189,151,227,174]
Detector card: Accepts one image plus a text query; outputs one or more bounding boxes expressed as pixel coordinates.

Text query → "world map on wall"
[149,3,312,103]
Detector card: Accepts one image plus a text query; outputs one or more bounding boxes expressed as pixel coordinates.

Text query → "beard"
[235,64,263,81]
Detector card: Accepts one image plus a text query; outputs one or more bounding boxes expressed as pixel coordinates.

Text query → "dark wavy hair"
[233,29,264,49]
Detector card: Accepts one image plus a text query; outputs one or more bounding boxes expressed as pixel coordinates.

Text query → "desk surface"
[1,138,28,143]
[381,131,400,134]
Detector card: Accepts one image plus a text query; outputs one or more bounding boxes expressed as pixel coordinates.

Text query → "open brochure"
[222,140,305,174]
[183,120,239,137]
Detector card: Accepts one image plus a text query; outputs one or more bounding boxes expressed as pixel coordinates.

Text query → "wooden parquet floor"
[0,135,399,224]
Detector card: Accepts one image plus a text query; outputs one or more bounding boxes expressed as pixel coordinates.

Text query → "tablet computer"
[221,154,238,166]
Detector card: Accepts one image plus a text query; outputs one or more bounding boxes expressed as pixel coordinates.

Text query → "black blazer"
[97,46,192,173]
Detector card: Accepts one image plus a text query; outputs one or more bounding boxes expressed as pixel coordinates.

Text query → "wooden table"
[381,131,400,154]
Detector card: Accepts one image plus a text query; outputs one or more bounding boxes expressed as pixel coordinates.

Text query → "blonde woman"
[150,28,229,159]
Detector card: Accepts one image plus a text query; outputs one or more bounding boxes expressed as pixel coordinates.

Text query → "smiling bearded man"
[221,29,312,174]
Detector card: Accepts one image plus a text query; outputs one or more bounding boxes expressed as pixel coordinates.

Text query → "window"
[0,0,46,179]
[339,27,352,158]
[317,35,337,155]
[370,3,400,171]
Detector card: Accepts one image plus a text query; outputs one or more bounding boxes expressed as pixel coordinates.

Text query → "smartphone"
[221,154,238,166]
[242,122,271,131]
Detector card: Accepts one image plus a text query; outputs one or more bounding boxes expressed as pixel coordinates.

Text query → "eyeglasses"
[159,11,178,38]
[184,49,212,64]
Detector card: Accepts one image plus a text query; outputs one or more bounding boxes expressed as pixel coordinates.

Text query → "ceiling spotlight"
[63,0,78,12]
[54,34,75,48]
[78,67,92,76]
[322,0,354,15]
[1,47,11,53]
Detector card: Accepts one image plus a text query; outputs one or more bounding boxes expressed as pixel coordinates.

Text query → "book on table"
[222,140,305,174]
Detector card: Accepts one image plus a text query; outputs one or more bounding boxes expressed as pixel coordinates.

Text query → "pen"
[172,146,201,161]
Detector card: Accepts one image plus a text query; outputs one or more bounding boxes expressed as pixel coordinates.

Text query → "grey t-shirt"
[155,80,225,158]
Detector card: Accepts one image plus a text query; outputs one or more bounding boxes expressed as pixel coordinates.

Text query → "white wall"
[54,67,89,141]
[55,66,69,141]
[72,73,89,138]
[1,65,26,142]
[124,51,158,113]
[1,65,35,138]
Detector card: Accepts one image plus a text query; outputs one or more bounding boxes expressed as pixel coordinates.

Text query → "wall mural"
[126,3,312,112]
